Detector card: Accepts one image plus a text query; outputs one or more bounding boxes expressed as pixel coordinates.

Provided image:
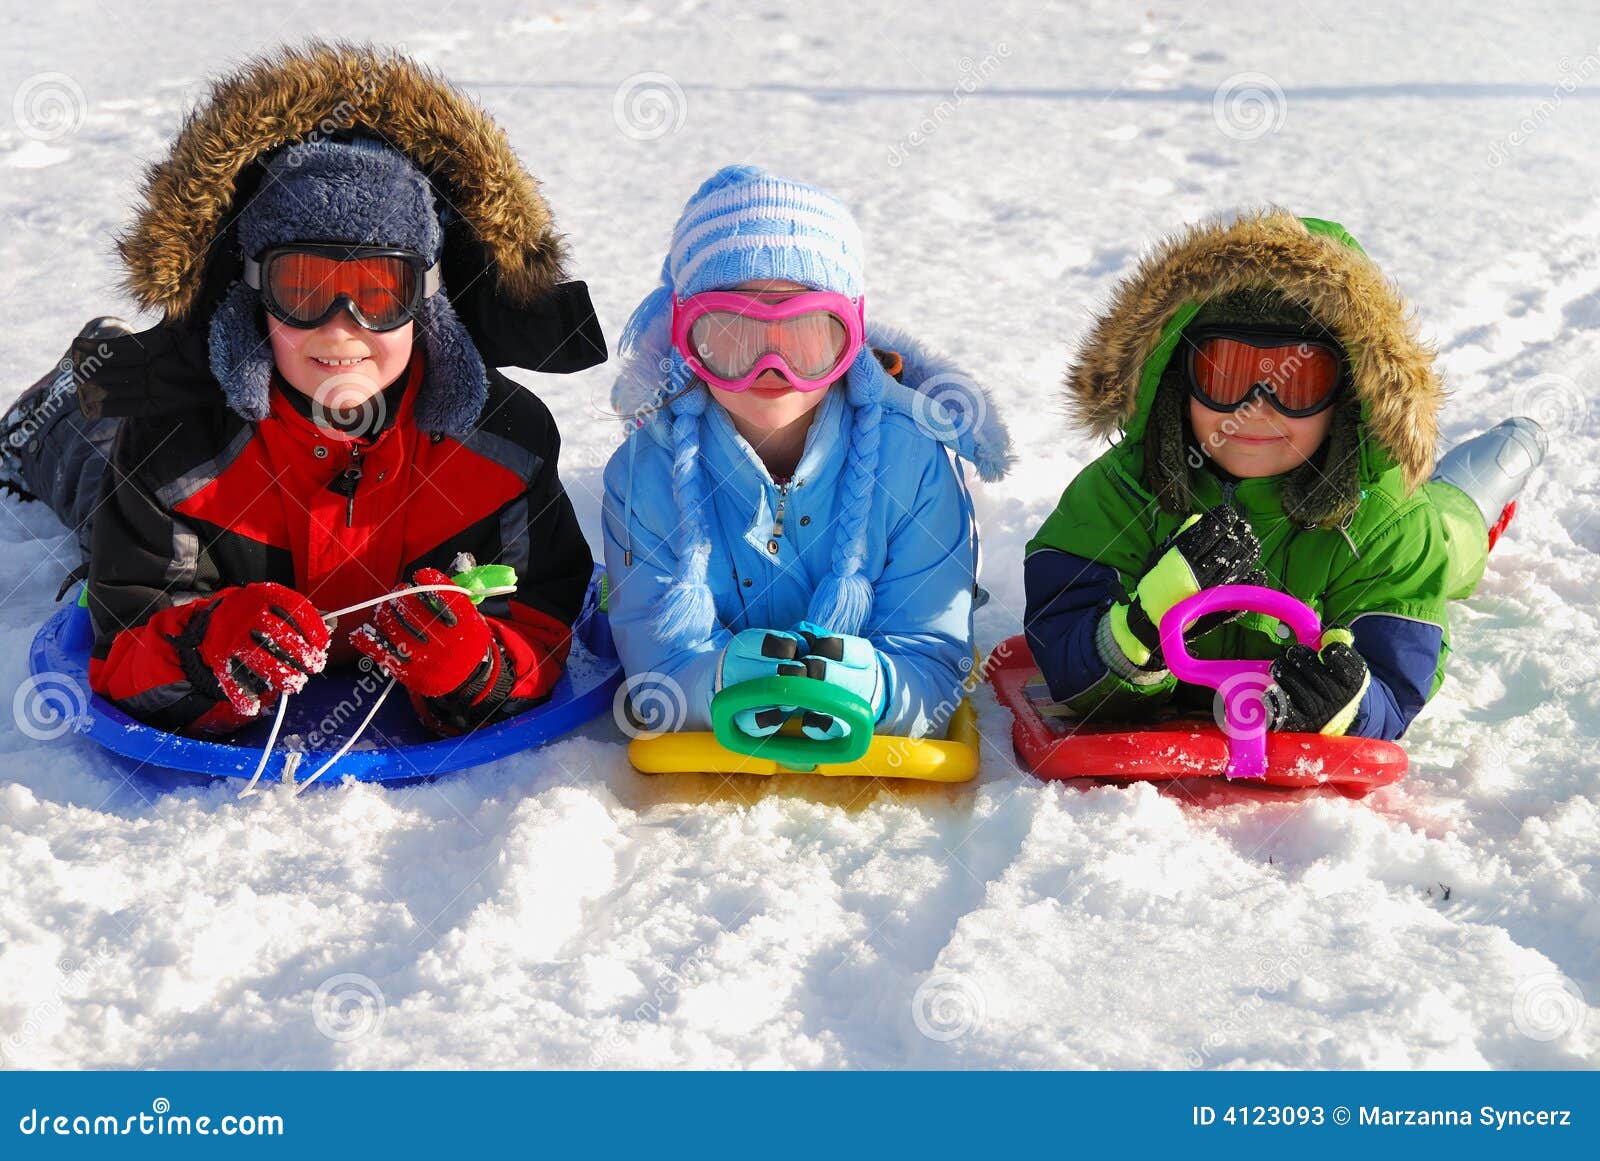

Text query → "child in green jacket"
[1023,211,1544,741]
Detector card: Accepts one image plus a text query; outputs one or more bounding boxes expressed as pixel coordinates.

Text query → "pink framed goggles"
[670,289,866,392]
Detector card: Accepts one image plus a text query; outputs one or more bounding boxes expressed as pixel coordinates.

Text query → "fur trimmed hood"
[118,41,567,318]
[1065,210,1442,490]
[87,42,606,434]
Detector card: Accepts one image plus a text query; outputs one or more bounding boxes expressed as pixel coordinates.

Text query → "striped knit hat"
[617,165,892,648]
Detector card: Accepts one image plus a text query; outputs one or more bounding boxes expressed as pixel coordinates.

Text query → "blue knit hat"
[208,135,489,433]
[617,165,892,648]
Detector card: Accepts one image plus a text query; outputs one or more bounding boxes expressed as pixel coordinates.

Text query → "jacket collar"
[1190,463,1288,523]
[700,387,849,554]
[268,355,417,440]
[1110,437,1289,524]
[702,386,849,489]
[264,353,422,452]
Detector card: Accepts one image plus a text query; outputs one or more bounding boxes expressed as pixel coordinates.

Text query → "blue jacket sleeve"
[867,443,976,738]
[1347,613,1444,741]
[601,435,727,733]
[1021,545,1179,718]
[1022,547,1120,702]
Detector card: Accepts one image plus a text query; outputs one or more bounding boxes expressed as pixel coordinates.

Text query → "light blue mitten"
[716,628,807,738]
[790,622,887,741]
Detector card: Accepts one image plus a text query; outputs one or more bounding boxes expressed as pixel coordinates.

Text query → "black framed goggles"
[243,243,441,332]
[1183,326,1349,419]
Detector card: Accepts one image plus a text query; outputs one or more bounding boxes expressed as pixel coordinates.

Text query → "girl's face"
[1189,394,1333,478]
[704,280,838,436]
[267,312,414,422]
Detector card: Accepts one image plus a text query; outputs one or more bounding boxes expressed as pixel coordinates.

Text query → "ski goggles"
[670,290,865,392]
[243,244,441,332]
[1184,328,1348,418]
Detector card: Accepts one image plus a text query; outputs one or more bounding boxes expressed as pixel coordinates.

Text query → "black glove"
[73,315,218,421]
[1267,628,1371,735]
[1110,506,1264,671]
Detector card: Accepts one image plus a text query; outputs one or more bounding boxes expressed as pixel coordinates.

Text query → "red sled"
[987,634,1406,799]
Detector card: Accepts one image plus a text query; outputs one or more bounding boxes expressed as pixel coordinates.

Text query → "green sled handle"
[710,676,875,772]
[449,563,518,605]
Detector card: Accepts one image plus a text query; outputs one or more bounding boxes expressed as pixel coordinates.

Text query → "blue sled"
[26,565,621,788]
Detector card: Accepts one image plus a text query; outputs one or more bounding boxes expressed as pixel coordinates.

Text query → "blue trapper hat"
[208,135,489,434]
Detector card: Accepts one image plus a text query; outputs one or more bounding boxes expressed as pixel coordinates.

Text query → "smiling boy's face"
[268,312,414,423]
[1189,395,1334,478]
[1179,288,1341,479]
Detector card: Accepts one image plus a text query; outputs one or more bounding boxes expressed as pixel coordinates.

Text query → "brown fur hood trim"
[117,41,567,317]
[1065,209,1442,489]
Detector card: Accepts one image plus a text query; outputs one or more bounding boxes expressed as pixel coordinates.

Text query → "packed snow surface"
[0,0,1596,1068]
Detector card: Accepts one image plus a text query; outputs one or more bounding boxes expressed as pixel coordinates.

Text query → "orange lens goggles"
[1186,329,1346,417]
[246,245,438,332]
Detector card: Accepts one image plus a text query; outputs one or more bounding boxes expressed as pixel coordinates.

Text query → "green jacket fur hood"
[1025,211,1482,735]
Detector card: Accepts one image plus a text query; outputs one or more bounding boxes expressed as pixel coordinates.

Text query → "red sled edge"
[985,635,1406,797]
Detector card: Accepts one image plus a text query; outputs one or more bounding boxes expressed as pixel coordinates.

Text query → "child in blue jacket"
[602,166,1010,741]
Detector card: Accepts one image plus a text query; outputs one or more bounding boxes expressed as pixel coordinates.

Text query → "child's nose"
[317,308,364,339]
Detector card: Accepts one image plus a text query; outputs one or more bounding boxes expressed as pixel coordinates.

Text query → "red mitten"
[182,582,331,716]
[348,568,494,697]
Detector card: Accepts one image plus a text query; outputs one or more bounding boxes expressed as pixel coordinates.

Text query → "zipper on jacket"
[1302,505,1364,559]
[1334,510,1362,559]
[329,444,364,528]
[767,479,802,554]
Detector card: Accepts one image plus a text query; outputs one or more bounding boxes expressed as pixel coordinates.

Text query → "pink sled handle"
[1157,585,1322,780]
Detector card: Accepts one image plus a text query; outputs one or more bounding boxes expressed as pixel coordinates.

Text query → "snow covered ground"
[2,0,1598,1068]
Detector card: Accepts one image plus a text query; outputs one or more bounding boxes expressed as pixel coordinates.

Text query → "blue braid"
[807,349,885,635]
[653,378,718,647]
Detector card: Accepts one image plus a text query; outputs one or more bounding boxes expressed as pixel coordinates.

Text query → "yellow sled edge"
[628,699,979,783]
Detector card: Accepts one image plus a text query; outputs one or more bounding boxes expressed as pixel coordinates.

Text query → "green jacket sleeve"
[1321,499,1454,697]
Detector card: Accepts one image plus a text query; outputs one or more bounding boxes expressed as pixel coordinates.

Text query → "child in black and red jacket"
[0,44,606,737]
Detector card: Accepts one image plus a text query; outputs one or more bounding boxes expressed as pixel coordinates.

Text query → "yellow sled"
[627,676,979,783]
